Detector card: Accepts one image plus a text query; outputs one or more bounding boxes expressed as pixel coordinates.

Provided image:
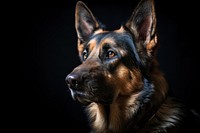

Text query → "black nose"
[65,74,80,89]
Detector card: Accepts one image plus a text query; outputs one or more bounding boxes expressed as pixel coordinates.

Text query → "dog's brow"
[100,37,115,46]
[88,39,97,50]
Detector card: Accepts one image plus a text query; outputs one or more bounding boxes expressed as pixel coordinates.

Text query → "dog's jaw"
[86,78,156,133]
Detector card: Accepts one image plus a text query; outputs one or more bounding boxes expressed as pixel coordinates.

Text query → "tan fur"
[146,35,158,56]
[87,103,107,132]
[100,37,116,46]
[88,39,98,51]
[115,65,143,95]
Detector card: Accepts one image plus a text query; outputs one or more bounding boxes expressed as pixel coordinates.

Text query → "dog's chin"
[69,89,92,105]
[69,89,113,105]
[76,96,92,105]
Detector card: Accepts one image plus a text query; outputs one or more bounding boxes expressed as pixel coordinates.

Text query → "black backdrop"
[22,0,200,132]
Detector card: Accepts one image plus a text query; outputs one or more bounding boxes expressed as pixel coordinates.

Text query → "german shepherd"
[65,0,186,132]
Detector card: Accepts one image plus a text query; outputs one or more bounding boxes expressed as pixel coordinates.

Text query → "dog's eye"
[83,50,88,61]
[106,50,116,59]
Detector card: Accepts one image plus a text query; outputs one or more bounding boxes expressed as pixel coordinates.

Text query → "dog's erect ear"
[75,1,100,43]
[125,0,157,57]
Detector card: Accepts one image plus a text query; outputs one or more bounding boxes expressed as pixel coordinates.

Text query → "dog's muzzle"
[65,72,114,105]
[65,73,94,105]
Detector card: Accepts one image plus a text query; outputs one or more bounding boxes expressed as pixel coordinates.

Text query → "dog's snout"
[65,74,80,89]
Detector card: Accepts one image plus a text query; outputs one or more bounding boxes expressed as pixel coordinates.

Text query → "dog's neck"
[86,76,168,133]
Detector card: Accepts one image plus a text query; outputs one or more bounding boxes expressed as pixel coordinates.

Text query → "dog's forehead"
[88,29,133,47]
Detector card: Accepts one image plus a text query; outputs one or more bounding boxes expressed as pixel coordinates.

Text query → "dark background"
[22,0,199,132]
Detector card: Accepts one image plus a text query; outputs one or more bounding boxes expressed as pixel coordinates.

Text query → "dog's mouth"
[69,89,92,105]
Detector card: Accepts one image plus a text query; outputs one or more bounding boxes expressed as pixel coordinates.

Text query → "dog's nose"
[65,74,80,89]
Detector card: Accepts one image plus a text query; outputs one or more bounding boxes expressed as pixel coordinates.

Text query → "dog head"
[66,0,158,105]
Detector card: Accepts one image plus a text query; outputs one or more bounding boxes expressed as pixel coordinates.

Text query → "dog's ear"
[125,0,157,57]
[75,1,101,43]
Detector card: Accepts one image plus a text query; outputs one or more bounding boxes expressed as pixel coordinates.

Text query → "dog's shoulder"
[165,98,200,132]
[143,97,200,132]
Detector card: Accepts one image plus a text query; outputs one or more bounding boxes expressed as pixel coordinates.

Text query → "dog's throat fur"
[86,78,165,132]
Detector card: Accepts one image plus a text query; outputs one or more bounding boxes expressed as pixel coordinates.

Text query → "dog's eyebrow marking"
[100,37,116,46]
[88,39,97,50]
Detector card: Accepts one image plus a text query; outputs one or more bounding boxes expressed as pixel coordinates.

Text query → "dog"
[65,0,188,132]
